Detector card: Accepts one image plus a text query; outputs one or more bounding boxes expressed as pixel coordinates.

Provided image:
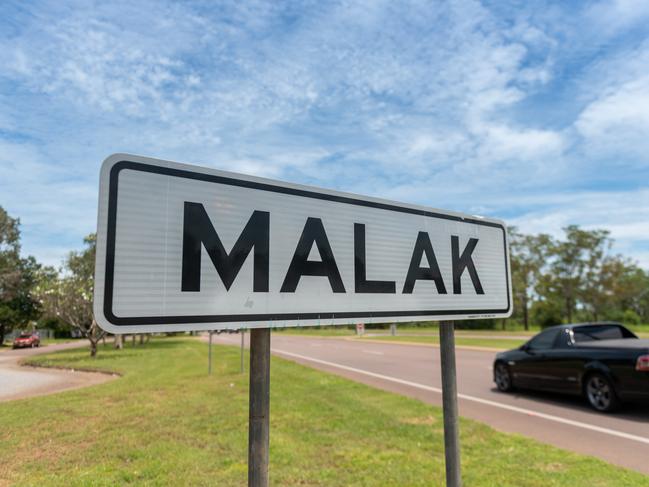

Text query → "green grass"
[274,326,528,349]
[406,329,532,337]
[0,339,646,486]
[276,326,532,338]
[360,335,525,350]
[277,324,649,340]
[454,329,536,337]
[628,324,649,337]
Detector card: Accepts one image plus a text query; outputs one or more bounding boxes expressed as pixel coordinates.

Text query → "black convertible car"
[493,322,649,412]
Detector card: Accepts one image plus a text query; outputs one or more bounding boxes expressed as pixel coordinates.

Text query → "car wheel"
[585,373,619,412]
[494,362,514,392]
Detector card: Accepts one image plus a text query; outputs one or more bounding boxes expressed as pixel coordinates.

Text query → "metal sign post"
[439,321,461,487]
[248,328,271,487]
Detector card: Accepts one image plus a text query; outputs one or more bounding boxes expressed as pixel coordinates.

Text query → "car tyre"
[585,373,619,412]
[494,362,514,392]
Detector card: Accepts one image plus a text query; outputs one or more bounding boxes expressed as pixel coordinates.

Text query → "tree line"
[509,225,649,330]
[1,205,648,355]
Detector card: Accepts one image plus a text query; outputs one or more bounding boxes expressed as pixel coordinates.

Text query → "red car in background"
[12,332,40,349]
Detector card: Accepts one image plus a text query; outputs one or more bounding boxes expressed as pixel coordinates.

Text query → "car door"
[539,328,582,393]
[513,328,561,390]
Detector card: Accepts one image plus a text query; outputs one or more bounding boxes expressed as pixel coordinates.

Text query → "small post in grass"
[208,330,213,376]
[439,320,461,487]
[249,328,271,487]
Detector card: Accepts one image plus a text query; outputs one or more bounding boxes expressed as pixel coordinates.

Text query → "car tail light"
[636,355,649,372]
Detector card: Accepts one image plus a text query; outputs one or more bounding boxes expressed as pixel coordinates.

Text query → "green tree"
[0,207,22,312]
[543,225,611,323]
[581,255,630,321]
[596,259,649,322]
[530,299,563,329]
[36,234,105,356]
[0,207,41,344]
[509,228,553,330]
[628,270,649,323]
[508,226,648,329]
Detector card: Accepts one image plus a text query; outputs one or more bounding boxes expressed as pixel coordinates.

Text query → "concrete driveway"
[0,341,116,402]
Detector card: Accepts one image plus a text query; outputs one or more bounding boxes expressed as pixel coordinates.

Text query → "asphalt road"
[0,342,115,402]
[213,333,649,475]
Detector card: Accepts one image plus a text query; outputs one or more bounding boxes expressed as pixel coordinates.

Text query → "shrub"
[531,300,563,328]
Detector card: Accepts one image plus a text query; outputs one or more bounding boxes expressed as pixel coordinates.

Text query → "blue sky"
[1,0,649,268]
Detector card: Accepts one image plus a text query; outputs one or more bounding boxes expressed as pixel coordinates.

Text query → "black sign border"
[104,160,511,326]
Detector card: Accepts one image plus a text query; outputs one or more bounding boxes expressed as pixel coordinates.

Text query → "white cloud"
[508,188,649,267]
[576,76,649,158]
[585,0,649,38]
[475,124,565,164]
[567,35,649,170]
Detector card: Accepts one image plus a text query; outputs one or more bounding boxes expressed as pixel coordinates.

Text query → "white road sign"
[94,154,512,333]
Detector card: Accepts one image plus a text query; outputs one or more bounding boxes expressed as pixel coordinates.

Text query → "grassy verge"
[277,325,649,340]
[274,326,528,349]
[0,339,646,486]
[273,326,356,337]
[360,335,525,350]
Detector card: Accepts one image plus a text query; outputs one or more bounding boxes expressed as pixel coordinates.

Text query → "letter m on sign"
[181,202,270,292]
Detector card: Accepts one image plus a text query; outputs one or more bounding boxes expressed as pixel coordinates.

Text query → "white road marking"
[273,348,649,446]
[362,350,384,355]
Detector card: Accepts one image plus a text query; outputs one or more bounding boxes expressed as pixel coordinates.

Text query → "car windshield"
[18,334,32,338]
[572,325,636,343]
[526,328,561,350]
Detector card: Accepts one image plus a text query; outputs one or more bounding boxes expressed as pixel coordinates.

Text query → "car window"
[573,325,636,343]
[526,328,561,350]
[553,329,573,348]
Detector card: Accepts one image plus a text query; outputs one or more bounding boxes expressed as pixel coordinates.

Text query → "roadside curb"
[20,361,122,377]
